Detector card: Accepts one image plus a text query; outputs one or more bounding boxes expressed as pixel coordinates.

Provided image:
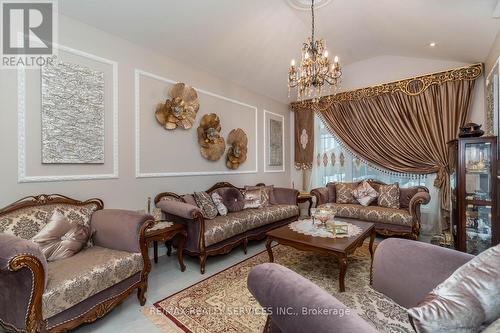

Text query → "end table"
[145,221,186,272]
[297,192,313,216]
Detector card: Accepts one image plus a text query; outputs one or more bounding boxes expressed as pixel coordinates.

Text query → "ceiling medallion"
[285,0,333,11]
[288,0,342,102]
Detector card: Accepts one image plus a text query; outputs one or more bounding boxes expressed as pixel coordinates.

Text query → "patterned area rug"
[143,244,412,333]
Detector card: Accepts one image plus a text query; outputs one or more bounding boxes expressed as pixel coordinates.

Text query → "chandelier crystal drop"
[288,0,342,102]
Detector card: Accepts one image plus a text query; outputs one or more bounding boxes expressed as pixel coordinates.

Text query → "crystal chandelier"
[288,0,342,101]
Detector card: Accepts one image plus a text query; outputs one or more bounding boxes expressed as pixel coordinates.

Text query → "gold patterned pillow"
[244,185,274,207]
[335,182,359,204]
[193,192,218,219]
[352,181,379,206]
[242,189,262,209]
[377,183,400,209]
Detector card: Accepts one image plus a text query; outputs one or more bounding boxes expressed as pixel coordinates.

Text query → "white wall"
[0,16,291,209]
[291,55,485,189]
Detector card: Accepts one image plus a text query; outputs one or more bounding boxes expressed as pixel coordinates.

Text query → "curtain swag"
[290,63,482,229]
[289,63,482,112]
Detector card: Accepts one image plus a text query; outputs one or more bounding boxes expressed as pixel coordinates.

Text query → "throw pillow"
[378,183,400,209]
[242,189,262,209]
[193,192,218,219]
[352,181,379,206]
[217,187,245,212]
[335,182,358,204]
[211,192,228,216]
[408,244,500,333]
[245,185,274,206]
[326,183,337,203]
[32,211,91,262]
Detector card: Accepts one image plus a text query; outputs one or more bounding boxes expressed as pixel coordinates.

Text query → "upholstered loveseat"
[311,180,430,239]
[0,194,154,333]
[155,182,299,274]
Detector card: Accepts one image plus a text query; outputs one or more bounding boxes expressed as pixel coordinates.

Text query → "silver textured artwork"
[41,61,105,163]
[269,118,283,166]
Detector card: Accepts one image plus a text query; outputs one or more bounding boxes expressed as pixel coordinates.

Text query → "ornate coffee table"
[265,220,375,292]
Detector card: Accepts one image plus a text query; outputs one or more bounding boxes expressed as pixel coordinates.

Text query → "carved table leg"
[369,227,376,285]
[338,256,347,292]
[178,232,187,272]
[200,253,207,274]
[243,238,248,255]
[166,241,172,257]
[266,238,274,262]
[153,241,158,264]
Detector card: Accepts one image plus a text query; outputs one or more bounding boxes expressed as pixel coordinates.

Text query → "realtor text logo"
[1,0,57,68]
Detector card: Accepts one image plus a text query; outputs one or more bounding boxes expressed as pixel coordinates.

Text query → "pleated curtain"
[316,78,477,228]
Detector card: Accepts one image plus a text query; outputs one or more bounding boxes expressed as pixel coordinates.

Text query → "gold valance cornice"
[289,63,483,112]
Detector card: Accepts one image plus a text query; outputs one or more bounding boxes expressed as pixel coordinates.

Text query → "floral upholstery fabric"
[335,182,359,204]
[378,184,400,209]
[0,203,100,240]
[194,192,218,219]
[319,203,413,227]
[42,246,143,319]
[204,204,299,247]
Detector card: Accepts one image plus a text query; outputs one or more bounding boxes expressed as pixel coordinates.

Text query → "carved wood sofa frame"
[311,179,430,240]
[0,194,154,333]
[154,182,300,274]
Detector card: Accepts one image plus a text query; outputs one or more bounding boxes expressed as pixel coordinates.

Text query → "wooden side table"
[145,221,186,272]
[297,192,313,216]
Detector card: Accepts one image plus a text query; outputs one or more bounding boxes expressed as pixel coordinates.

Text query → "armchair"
[248,238,474,333]
[0,194,154,333]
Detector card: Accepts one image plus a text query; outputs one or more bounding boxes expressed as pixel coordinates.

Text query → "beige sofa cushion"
[42,246,143,318]
[204,204,299,247]
[0,203,100,240]
[319,203,413,227]
[32,211,91,262]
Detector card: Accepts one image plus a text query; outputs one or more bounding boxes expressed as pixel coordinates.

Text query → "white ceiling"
[59,0,500,103]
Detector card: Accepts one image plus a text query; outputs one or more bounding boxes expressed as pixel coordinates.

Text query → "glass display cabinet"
[448,136,498,254]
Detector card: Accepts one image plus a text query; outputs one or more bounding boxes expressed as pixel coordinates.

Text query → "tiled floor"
[72,241,267,333]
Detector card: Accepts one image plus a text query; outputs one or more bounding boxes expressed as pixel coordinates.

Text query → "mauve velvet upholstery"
[400,187,418,208]
[372,238,473,309]
[272,187,299,205]
[248,263,378,333]
[216,187,245,212]
[157,200,201,219]
[91,209,152,253]
[0,233,48,331]
[311,187,329,206]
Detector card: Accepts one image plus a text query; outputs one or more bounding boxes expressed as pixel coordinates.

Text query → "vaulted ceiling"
[59,0,500,102]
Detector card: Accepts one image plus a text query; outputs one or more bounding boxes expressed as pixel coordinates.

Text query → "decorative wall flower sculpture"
[155,83,199,130]
[226,128,248,169]
[197,113,225,161]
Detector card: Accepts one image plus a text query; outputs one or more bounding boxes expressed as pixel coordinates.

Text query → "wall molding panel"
[17,44,119,183]
[134,69,259,178]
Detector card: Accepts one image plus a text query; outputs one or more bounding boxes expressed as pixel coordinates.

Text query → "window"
[312,116,427,189]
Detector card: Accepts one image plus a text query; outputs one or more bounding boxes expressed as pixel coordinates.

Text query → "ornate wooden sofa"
[0,194,154,333]
[311,180,430,240]
[155,182,299,274]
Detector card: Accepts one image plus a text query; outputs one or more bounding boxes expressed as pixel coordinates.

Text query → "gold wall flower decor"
[155,83,199,130]
[197,113,225,161]
[226,128,248,169]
